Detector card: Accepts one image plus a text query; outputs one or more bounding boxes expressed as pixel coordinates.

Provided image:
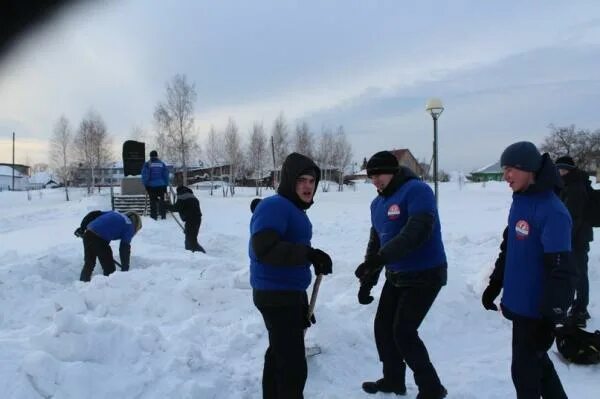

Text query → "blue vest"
[371,179,446,272]
[88,211,135,244]
[249,195,312,291]
[501,190,572,318]
[142,159,169,187]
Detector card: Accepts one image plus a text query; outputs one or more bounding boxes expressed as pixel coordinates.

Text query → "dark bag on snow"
[555,324,600,364]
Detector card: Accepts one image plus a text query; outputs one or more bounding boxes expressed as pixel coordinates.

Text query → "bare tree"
[247,121,268,195]
[154,74,198,185]
[271,113,289,189]
[204,125,223,195]
[293,121,314,159]
[73,110,112,194]
[331,126,353,191]
[49,115,72,201]
[223,118,243,196]
[540,124,600,170]
[315,128,335,192]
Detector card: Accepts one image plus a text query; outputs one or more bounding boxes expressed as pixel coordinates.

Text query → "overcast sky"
[1,0,600,172]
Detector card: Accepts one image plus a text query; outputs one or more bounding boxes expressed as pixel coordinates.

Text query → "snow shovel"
[305,274,323,357]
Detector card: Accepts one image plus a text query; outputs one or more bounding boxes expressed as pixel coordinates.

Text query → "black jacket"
[559,168,593,247]
[169,186,201,224]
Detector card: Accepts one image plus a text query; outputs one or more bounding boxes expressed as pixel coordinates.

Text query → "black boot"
[416,385,447,399]
[567,310,590,328]
[362,378,406,395]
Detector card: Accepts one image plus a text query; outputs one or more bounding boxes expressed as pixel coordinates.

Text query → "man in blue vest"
[249,152,333,399]
[355,151,447,399]
[482,141,575,398]
[141,150,169,220]
[79,211,142,281]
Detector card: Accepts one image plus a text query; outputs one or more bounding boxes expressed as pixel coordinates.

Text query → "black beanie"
[500,141,542,172]
[150,150,158,158]
[555,155,575,170]
[366,151,399,176]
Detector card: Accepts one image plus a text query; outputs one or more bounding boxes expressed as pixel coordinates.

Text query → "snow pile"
[0,182,598,398]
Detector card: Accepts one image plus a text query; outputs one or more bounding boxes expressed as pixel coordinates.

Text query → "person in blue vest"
[249,152,332,399]
[555,155,593,328]
[141,150,170,220]
[79,211,142,282]
[482,141,575,398]
[354,151,447,399]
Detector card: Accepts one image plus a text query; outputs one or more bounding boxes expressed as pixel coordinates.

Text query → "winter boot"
[416,385,447,399]
[362,378,406,395]
[567,309,591,328]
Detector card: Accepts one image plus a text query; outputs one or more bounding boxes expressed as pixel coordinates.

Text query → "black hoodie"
[559,168,593,247]
[276,152,321,210]
[169,186,201,223]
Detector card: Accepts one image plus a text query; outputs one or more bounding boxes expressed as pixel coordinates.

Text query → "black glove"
[536,320,556,352]
[358,284,374,305]
[305,313,316,328]
[481,281,502,311]
[354,254,384,285]
[308,248,332,275]
[74,227,85,238]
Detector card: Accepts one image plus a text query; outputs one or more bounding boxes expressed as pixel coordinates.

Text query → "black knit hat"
[555,156,575,170]
[500,141,542,172]
[366,151,399,176]
[150,150,158,158]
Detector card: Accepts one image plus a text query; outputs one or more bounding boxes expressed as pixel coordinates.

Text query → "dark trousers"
[374,280,443,395]
[80,231,115,282]
[146,186,166,219]
[255,303,307,399]
[572,244,590,313]
[511,319,567,399]
[184,220,201,251]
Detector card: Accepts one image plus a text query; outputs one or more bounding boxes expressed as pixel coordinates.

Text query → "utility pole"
[271,136,277,189]
[12,132,15,191]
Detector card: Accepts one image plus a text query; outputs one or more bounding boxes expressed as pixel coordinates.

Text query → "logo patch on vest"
[387,204,401,220]
[515,220,530,239]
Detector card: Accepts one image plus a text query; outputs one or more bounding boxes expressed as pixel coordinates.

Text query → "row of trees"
[201,115,353,196]
[47,73,354,200]
[49,111,112,200]
[150,74,353,196]
[540,124,600,171]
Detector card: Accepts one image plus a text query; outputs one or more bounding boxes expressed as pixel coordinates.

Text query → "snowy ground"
[0,181,598,398]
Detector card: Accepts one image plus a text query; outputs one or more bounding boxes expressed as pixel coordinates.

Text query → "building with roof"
[469,161,503,182]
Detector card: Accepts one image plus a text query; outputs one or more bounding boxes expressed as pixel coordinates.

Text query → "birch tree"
[49,115,72,201]
[73,110,112,194]
[247,121,268,195]
[154,74,199,185]
[223,118,243,196]
[293,121,314,159]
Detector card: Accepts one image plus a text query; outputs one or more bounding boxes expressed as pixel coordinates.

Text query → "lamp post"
[425,98,444,205]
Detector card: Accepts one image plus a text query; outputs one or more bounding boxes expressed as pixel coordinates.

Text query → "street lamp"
[426,98,444,205]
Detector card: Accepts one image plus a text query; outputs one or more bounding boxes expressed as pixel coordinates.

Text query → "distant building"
[469,161,503,182]
[0,163,30,190]
[389,149,424,178]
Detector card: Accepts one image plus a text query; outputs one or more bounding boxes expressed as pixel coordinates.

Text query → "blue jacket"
[87,211,136,244]
[249,194,313,291]
[371,173,447,273]
[141,157,169,187]
[499,155,573,319]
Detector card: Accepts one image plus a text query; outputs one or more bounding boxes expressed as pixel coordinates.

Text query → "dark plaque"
[122,140,145,176]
